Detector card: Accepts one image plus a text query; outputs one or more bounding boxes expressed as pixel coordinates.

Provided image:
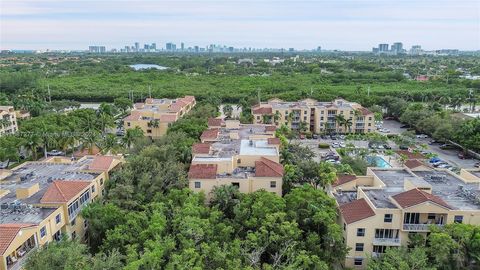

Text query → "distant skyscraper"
[134,42,140,52]
[88,46,106,53]
[391,42,403,54]
[181,42,185,51]
[378,44,389,52]
[151,43,156,51]
[166,42,176,51]
[194,45,199,53]
[317,46,322,52]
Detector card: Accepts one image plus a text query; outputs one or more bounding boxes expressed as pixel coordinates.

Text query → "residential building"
[330,166,480,268]
[0,155,123,270]
[123,96,196,139]
[252,98,375,134]
[0,106,18,136]
[378,44,389,52]
[189,119,283,199]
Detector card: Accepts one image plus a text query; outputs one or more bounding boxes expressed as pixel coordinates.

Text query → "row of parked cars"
[429,157,455,170]
[322,151,340,165]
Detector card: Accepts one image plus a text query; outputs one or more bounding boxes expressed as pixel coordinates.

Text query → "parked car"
[47,150,64,156]
[312,134,318,139]
[339,142,346,148]
[400,124,410,128]
[440,144,454,150]
[474,162,480,168]
[429,157,442,163]
[116,130,125,136]
[383,144,392,150]
[339,135,346,140]
[458,153,470,159]
[428,140,437,144]
[437,164,452,169]
[331,142,340,148]
[399,145,409,150]
[416,134,428,139]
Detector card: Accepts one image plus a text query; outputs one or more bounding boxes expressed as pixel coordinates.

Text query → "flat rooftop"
[333,191,357,205]
[414,170,480,210]
[371,169,415,191]
[0,204,57,225]
[0,157,100,205]
[364,190,398,209]
[206,124,278,159]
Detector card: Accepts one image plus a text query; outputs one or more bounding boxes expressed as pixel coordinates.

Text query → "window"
[454,215,463,224]
[303,116,307,121]
[71,231,76,240]
[368,123,371,126]
[194,182,201,188]
[320,117,324,120]
[237,159,241,164]
[343,223,346,231]
[321,111,324,114]
[350,111,353,114]
[270,181,277,188]
[84,220,88,228]
[355,243,364,251]
[354,258,363,266]
[71,218,76,226]
[40,226,47,238]
[127,122,131,127]
[55,214,61,224]
[257,116,260,120]
[368,117,372,120]
[357,228,365,237]
[427,213,436,220]
[91,185,96,194]
[147,129,152,133]
[384,214,393,223]
[232,182,240,188]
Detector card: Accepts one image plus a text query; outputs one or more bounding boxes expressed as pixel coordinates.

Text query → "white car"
[339,142,346,148]
[47,150,64,156]
[416,134,428,139]
[380,128,390,133]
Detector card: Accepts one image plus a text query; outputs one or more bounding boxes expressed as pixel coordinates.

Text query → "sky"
[1,0,479,51]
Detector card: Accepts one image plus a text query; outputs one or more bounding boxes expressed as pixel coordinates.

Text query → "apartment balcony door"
[404,212,420,224]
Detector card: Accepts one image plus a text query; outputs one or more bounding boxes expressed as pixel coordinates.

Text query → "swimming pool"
[366,156,392,168]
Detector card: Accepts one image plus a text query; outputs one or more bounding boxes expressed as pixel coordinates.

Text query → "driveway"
[377,120,409,135]
[416,138,478,168]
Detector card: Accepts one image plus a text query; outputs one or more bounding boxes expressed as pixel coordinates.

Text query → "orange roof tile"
[339,198,375,224]
[88,156,114,171]
[169,103,184,112]
[160,114,178,123]
[200,129,219,140]
[188,164,217,179]
[396,150,425,160]
[183,96,196,102]
[0,224,36,255]
[208,118,224,127]
[404,159,426,169]
[73,146,101,158]
[265,125,277,132]
[192,143,211,154]
[124,111,142,121]
[357,107,373,116]
[333,174,357,187]
[392,188,452,209]
[255,157,284,177]
[40,180,91,203]
[252,107,272,115]
[267,138,281,145]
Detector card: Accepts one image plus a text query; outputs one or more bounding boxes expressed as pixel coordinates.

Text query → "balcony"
[6,236,36,270]
[373,237,401,246]
[403,223,444,231]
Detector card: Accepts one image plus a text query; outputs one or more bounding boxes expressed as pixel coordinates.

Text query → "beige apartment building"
[123,96,196,139]
[189,118,283,199]
[0,155,123,270]
[252,98,375,134]
[0,106,18,136]
[330,166,480,268]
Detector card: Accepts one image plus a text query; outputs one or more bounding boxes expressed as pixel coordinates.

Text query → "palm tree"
[81,130,100,155]
[147,119,160,128]
[98,113,115,134]
[344,118,353,133]
[122,127,144,149]
[273,111,281,125]
[261,114,271,124]
[299,121,308,133]
[335,115,346,133]
[100,134,122,154]
[286,111,295,126]
[222,104,234,119]
[23,133,42,160]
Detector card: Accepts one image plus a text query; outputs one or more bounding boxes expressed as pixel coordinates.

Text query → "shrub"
[318,143,330,149]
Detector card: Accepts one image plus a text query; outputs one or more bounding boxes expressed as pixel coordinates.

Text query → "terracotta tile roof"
[265,125,277,132]
[88,156,114,171]
[208,118,224,127]
[255,157,284,177]
[201,129,219,140]
[73,146,101,158]
[267,138,281,145]
[40,180,91,203]
[333,174,357,187]
[357,107,373,116]
[0,224,36,255]
[183,96,196,102]
[160,114,178,123]
[169,103,184,112]
[339,198,375,224]
[396,150,425,160]
[188,164,217,179]
[124,111,142,121]
[134,103,144,109]
[392,188,452,209]
[192,143,211,154]
[252,107,272,115]
[404,159,426,169]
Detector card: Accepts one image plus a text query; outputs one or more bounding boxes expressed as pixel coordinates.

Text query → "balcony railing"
[403,223,444,231]
[372,238,401,246]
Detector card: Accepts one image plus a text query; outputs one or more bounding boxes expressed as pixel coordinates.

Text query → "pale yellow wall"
[459,169,480,183]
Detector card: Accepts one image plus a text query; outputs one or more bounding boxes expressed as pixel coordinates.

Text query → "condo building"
[189,118,283,199]
[123,96,196,139]
[0,106,18,136]
[0,155,123,270]
[251,98,375,134]
[330,165,480,268]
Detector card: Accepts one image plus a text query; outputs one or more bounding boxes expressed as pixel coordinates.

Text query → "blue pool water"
[366,156,392,168]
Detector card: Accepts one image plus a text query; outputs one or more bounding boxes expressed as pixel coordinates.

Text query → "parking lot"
[416,138,479,168]
[376,119,409,135]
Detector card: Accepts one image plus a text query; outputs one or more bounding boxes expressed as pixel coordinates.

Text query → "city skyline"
[1,0,479,51]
